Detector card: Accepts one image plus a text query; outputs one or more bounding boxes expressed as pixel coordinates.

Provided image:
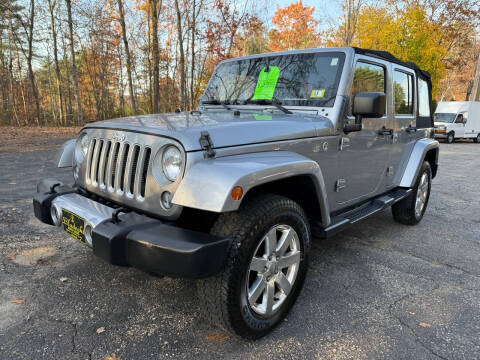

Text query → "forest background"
[0,0,479,126]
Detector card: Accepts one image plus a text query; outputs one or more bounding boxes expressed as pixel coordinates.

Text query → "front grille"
[86,138,152,200]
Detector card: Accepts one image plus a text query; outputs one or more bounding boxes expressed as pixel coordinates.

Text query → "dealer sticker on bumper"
[62,208,86,244]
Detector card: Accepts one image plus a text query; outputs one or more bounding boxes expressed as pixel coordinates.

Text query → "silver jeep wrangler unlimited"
[33,47,438,339]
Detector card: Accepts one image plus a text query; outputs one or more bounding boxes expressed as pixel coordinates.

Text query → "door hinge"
[335,179,347,192]
[199,131,216,159]
[386,166,394,177]
[339,137,350,151]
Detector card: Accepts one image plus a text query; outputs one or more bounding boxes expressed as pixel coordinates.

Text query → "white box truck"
[434,101,480,143]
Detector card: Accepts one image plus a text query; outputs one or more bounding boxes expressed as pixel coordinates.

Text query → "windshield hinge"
[199,131,216,159]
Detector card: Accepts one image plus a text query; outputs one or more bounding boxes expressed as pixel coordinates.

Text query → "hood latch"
[199,131,216,159]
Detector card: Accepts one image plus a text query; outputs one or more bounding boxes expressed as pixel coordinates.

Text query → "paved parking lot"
[1,129,479,359]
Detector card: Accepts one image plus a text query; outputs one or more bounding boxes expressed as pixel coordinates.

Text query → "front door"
[454,113,466,137]
[335,58,390,205]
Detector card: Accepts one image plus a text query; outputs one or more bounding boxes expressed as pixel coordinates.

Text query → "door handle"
[378,127,393,136]
[406,125,417,133]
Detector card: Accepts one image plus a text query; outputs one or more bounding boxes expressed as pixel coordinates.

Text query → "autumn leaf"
[11,298,25,304]
[205,333,229,342]
[104,354,120,360]
[418,322,432,328]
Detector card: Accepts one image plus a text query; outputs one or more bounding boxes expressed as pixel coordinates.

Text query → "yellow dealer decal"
[310,89,325,98]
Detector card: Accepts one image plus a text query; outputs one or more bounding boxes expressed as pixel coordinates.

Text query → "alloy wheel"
[246,224,301,317]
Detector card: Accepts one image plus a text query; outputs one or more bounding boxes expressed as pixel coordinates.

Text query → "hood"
[84,110,334,151]
[434,122,449,126]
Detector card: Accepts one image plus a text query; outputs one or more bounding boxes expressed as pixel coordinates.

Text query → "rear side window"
[350,62,385,113]
[418,78,430,117]
[394,70,414,115]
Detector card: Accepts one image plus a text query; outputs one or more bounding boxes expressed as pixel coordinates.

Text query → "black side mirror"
[344,92,386,133]
[352,92,386,118]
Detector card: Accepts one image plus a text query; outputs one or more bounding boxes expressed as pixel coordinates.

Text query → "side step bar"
[313,188,412,238]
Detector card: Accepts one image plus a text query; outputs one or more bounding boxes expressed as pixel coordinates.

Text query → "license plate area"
[62,208,86,244]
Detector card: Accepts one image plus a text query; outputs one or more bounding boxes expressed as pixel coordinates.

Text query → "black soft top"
[352,47,431,80]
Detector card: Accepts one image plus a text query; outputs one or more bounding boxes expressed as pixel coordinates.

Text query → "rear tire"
[197,194,310,339]
[446,132,455,143]
[392,161,432,225]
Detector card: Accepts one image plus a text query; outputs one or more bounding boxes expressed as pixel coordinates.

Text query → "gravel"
[0,131,479,359]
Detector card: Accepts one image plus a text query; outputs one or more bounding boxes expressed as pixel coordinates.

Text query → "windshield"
[201,52,346,108]
[434,113,456,123]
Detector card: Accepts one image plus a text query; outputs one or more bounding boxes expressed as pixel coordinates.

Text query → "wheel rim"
[448,134,453,142]
[415,172,429,217]
[246,224,301,317]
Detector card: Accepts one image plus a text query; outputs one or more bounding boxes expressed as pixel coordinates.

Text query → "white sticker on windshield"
[330,58,338,66]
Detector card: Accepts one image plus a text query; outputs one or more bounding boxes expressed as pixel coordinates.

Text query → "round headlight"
[75,133,90,164]
[162,146,182,181]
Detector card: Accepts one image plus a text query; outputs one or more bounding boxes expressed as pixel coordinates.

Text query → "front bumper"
[33,180,231,278]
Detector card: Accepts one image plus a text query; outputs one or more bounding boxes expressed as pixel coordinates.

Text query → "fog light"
[161,191,172,209]
[51,206,62,227]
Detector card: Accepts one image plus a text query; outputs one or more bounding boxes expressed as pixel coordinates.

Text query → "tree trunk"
[66,0,83,124]
[116,0,137,114]
[174,0,186,110]
[150,0,160,113]
[26,0,41,125]
[190,0,196,109]
[48,0,65,125]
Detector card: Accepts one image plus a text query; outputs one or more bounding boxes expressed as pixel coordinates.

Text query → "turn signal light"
[231,186,243,201]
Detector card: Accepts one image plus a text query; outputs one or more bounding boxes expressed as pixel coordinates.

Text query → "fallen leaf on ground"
[104,354,120,360]
[418,322,431,328]
[11,298,25,304]
[60,277,69,282]
[7,253,16,260]
[96,327,105,334]
[205,333,229,342]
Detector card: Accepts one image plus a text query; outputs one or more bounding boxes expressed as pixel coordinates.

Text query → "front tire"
[446,132,455,143]
[198,194,310,339]
[392,161,432,225]
[474,134,480,143]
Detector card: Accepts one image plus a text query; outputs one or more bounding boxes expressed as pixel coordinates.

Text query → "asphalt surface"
[1,132,479,360]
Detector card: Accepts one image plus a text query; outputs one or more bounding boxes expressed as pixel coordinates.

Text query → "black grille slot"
[94,140,104,183]
[129,145,140,195]
[140,147,151,197]
[110,142,120,187]
[119,144,130,192]
[101,140,112,186]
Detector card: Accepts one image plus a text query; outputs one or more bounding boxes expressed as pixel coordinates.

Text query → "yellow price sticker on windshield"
[310,89,325,98]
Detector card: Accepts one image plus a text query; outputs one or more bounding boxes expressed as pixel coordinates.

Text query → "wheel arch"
[398,138,439,188]
[172,151,331,226]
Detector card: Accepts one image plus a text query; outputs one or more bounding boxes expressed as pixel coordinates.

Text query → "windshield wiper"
[244,99,292,114]
[201,100,231,111]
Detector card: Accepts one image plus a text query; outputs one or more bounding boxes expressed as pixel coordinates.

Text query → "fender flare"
[172,151,331,226]
[55,139,75,168]
[398,138,439,188]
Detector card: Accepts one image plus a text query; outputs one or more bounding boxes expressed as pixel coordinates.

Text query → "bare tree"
[150,0,161,113]
[48,0,65,125]
[116,0,137,114]
[174,0,186,110]
[65,0,83,124]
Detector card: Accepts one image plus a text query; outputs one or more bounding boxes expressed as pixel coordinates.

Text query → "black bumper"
[33,180,231,278]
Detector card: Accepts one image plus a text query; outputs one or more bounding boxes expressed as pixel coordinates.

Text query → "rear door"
[335,57,390,205]
[386,66,418,188]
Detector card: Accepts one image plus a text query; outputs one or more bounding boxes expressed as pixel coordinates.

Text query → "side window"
[418,78,430,117]
[394,70,414,115]
[351,62,385,114]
